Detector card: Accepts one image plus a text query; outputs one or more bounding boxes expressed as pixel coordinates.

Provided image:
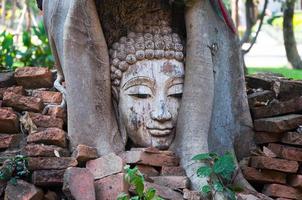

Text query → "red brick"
[242,167,286,184]
[0,134,22,149]
[95,173,128,200]
[121,150,179,167]
[29,112,64,129]
[28,157,77,170]
[254,114,302,133]
[150,176,189,189]
[3,92,44,112]
[23,144,69,157]
[32,90,62,104]
[0,86,24,100]
[0,108,19,133]
[63,167,96,200]
[282,131,302,146]
[5,179,44,200]
[254,132,283,144]
[288,174,302,189]
[72,144,98,165]
[32,170,65,187]
[27,128,67,148]
[47,106,66,120]
[250,156,298,173]
[86,153,124,180]
[14,67,53,89]
[144,181,183,199]
[268,143,302,161]
[263,184,302,199]
[137,165,159,177]
[161,166,186,176]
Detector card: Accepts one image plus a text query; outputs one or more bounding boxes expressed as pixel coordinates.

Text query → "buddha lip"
[148,128,173,137]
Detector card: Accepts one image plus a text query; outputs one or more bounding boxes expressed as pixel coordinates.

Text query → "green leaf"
[2,33,13,49]
[5,55,13,68]
[117,193,129,200]
[22,31,31,47]
[213,181,224,192]
[201,185,211,194]
[197,166,212,177]
[225,188,236,200]
[213,153,235,181]
[129,197,140,200]
[145,188,156,200]
[192,153,212,161]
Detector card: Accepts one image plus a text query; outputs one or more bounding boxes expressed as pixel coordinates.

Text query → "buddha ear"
[112,98,127,145]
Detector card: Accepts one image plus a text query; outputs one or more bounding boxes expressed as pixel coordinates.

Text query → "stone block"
[254,132,283,144]
[23,144,69,157]
[250,156,298,173]
[136,165,159,177]
[281,132,302,146]
[14,67,53,89]
[3,92,44,112]
[278,80,302,101]
[47,106,66,120]
[63,167,95,200]
[183,189,201,200]
[0,86,25,100]
[32,90,62,104]
[86,153,124,179]
[0,71,15,88]
[28,157,77,170]
[161,166,186,176]
[254,114,302,133]
[268,143,302,161]
[121,150,179,167]
[5,179,44,200]
[0,108,19,133]
[0,134,22,149]
[32,170,65,186]
[288,174,302,189]
[27,128,67,148]
[95,173,128,200]
[242,167,286,184]
[72,144,98,165]
[150,176,189,189]
[251,97,302,119]
[144,181,183,200]
[245,75,276,90]
[263,184,302,199]
[28,112,64,129]
[248,90,275,107]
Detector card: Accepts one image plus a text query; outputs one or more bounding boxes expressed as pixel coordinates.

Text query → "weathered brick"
[23,144,69,157]
[0,108,19,133]
[281,131,302,146]
[242,167,286,184]
[263,184,302,199]
[86,153,124,180]
[278,80,302,101]
[137,165,159,177]
[32,170,65,187]
[0,134,22,149]
[248,90,275,107]
[251,97,302,119]
[28,157,77,170]
[43,191,58,200]
[72,144,98,165]
[268,143,302,161]
[47,106,66,120]
[63,167,96,200]
[161,166,186,176]
[3,92,44,112]
[0,86,25,100]
[254,114,302,133]
[150,176,189,189]
[14,67,53,89]
[27,128,67,148]
[0,71,15,88]
[95,173,128,200]
[144,181,183,199]
[288,174,302,189]
[121,149,179,167]
[32,90,62,104]
[250,156,298,173]
[254,132,283,144]
[5,179,44,200]
[29,112,64,129]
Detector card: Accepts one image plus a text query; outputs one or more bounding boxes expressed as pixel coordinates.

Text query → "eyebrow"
[166,77,184,89]
[122,76,155,90]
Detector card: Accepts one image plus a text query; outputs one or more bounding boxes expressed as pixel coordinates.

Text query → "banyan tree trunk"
[283,0,302,69]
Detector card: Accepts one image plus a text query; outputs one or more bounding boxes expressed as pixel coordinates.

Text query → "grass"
[247,67,302,80]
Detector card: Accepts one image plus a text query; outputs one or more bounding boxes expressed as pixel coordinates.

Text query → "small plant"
[0,31,17,71]
[0,155,30,185]
[117,165,164,200]
[192,152,242,200]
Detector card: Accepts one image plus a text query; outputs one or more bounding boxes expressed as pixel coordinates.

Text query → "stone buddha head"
[109,20,185,150]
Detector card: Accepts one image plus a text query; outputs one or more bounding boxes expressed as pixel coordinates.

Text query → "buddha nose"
[150,101,172,122]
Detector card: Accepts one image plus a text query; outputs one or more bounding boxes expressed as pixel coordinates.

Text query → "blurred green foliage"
[0,22,54,72]
[248,67,302,80]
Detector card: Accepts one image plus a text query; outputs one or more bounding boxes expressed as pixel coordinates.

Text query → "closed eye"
[129,93,152,99]
[169,93,183,99]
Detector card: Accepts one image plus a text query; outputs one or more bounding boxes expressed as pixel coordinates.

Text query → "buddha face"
[118,59,184,150]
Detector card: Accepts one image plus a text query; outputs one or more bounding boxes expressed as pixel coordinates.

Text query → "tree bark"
[283,0,302,69]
